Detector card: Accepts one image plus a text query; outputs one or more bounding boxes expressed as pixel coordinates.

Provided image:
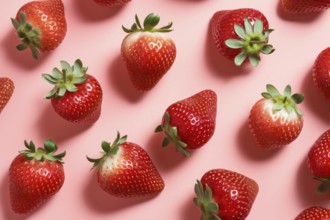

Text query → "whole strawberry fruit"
[194,169,259,220]
[9,140,65,214]
[210,8,274,66]
[11,0,67,59]
[312,47,330,100]
[295,206,330,220]
[0,77,14,113]
[42,59,103,124]
[281,0,330,14]
[121,13,176,91]
[155,90,217,157]
[93,0,131,7]
[87,132,164,197]
[249,84,304,149]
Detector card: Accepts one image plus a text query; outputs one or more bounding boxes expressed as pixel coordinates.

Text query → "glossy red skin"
[93,0,131,7]
[248,99,303,149]
[96,142,164,197]
[121,32,176,91]
[308,129,330,178]
[210,8,269,62]
[16,0,67,51]
[163,90,217,150]
[51,74,103,124]
[281,0,330,14]
[0,77,14,113]
[312,47,330,100]
[9,154,65,214]
[201,169,259,220]
[295,206,330,220]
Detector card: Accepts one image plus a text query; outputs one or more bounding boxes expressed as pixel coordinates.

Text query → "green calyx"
[314,177,330,195]
[11,11,42,60]
[225,17,275,67]
[122,13,173,33]
[261,84,304,116]
[42,59,88,99]
[193,180,221,220]
[155,111,190,157]
[20,140,66,163]
[86,132,127,170]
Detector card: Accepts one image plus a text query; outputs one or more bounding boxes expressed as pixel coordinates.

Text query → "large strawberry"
[0,77,14,113]
[295,206,330,220]
[249,84,304,149]
[281,0,330,14]
[194,169,259,220]
[155,90,217,157]
[11,0,67,59]
[87,132,164,197]
[93,0,131,7]
[42,59,103,124]
[312,47,330,100]
[9,140,65,214]
[210,8,274,67]
[121,13,176,91]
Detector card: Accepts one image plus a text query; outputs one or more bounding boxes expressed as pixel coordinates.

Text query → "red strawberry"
[11,0,67,59]
[0,77,14,113]
[307,129,330,194]
[87,132,164,197]
[9,140,65,214]
[312,47,330,100]
[295,206,330,220]
[42,59,103,124]
[281,0,330,14]
[194,169,259,220]
[93,0,131,7]
[121,13,176,91]
[210,8,274,67]
[155,90,217,157]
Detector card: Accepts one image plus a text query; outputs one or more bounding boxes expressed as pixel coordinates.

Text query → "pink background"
[1,0,330,219]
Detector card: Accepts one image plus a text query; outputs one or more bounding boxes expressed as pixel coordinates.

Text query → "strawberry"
[281,0,330,14]
[312,47,330,100]
[295,206,330,220]
[121,13,176,91]
[42,59,103,124]
[93,0,131,7]
[210,8,274,67]
[11,0,67,59]
[87,132,164,197]
[0,77,14,113]
[155,90,217,157]
[307,129,330,194]
[248,84,304,149]
[9,140,65,214]
[194,169,259,220]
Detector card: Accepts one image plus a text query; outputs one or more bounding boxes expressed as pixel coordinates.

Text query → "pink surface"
[1,0,330,219]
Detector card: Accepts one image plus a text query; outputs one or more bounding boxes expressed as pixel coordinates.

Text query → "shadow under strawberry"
[180,192,201,220]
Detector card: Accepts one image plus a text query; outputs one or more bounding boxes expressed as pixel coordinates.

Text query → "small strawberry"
[0,77,14,113]
[281,0,330,14]
[9,140,65,214]
[155,90,217,157]
[93,0,131,7]
[295,206,330,220]
[312,47,330,100]
[194,169,259,220]
[121,13,176,91]
[249,84,304,149]
[87,132,164,197]
[11,0,67,59]
[210,8,274,66]
[42,59,103,124]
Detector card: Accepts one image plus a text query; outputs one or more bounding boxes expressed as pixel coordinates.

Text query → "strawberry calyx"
[11,11,42,60]
[225,17,274,66]
[155,111,190,157]
[42,59,88,99]
[19,140,66,164]
[193,180,221,220]
[314,177,330,194]
[122,13,173,33]
[261,84,304,116]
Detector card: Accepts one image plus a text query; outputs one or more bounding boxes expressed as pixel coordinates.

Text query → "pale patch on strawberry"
[263,99,299,124]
